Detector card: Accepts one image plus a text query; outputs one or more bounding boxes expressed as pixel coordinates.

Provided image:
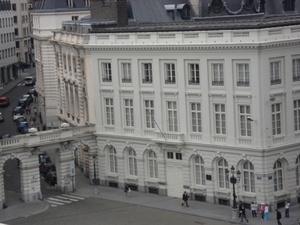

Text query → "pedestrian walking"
[239,203,249,223]
[250,202,257,217]
[260,203,265,220]
[264,204,269,221]
[276,209,282,225]
[285,200,290,217]
[181,191,189,207]
[33,107,37,116]
[124,183,130,197]
[37,123,40,131]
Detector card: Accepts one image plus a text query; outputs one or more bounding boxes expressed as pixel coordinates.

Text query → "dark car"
[39,163,56,177]
[20,62,31,69]
[18,121,28,133]
[44,171,57,185]
[16,117,27,126]
[0,134,11,139]
[21,94,33,104]
[0,112,4,122]
[0,96,10,107]
[28,88,37,96]
[18,98,27,108]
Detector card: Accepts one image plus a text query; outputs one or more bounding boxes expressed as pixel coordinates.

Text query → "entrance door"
[166,164,183,198]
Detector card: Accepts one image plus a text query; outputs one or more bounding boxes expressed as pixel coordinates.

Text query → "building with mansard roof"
[49,0,300,211]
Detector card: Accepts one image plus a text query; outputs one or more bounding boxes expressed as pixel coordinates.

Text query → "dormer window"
[164,5,175,21]
[85,0,90,6]
[283,0,295,11]
[176,4,191,20]
[67,0,73,7]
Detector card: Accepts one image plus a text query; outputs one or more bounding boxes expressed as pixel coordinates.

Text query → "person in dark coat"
[240,204,249,223]
[182,191,189,207]
[276,209,282,225]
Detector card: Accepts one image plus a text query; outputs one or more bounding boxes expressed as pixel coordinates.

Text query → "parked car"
[0,112,4,122]
[20,62,31,69]
[0,134,11,139]
[13,113,25,121]
[21,94,33,104]
[16,117,26,126]
[28,88,37,96]
[18,121,28,133]
[44,171,57,185]
[24,76,36,86]
[0,96,10,107]
[13,106,24,115]
[39,163,56,177]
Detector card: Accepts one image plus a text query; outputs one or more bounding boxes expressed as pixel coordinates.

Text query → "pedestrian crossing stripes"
[45,194,85,207]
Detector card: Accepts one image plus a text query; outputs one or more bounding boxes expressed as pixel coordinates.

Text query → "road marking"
[62,194,85,200]
[55,196,78,201]
[46,200,64,205]
[48,197,72,204]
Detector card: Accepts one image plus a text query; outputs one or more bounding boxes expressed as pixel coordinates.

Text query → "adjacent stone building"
[50,0,300,210]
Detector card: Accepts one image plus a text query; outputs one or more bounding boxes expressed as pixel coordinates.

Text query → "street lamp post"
[225,166,241,219]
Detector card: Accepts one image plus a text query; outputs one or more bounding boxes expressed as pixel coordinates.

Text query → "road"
[7,198,238,225]
[0,67,36,137]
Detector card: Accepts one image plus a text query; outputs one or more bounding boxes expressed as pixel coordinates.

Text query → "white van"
[24,76,36,86]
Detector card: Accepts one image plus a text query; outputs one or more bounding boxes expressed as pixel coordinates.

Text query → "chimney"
[90,0,128,26]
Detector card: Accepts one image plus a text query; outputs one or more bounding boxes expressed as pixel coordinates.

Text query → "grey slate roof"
[33,0,89,12]
[129,0,193,23]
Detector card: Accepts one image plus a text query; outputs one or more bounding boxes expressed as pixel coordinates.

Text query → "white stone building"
[30,0,90,127]
[50,0,300,210]
[0,0,15,85]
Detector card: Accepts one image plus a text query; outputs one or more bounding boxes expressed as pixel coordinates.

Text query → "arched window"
[148,151,158,178]
[109,147,117,173]
[218,158,229,188]
[243,161,255,192]
[296,155,300,186]
[194,156,205,185]
[128,148,137,176]
[274,160,283,191]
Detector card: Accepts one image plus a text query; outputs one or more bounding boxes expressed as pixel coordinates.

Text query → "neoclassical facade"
[49,0,300,210]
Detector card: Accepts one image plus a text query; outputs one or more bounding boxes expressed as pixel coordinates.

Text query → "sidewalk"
[0,166,299,224]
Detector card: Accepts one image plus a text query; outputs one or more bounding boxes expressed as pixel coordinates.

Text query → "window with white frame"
[165,63,176,84]
[194,156,205,185]
[124,99,134,127]
[243,161,255,193]
[109,147,117,173]
[191,103,202,132]
[270,61,281,85]
[128,148,137,176]
[67,0,73,7]
[102,63,112,82]
[167,101,178,132]
[272,103,282,135]
[121,63,131,83]
[85,0,90,6]
[218,158,229,189]
[237,63,249,87]
[105,98,114,125]
[273,160,283,192]
[148,151,158,179]
[239,105,251,137]
[214,104,226,134]
[294,100,300,131]
[188,63,200,85]
[142,63,153,83]
[145,100,155,129]
[296,155,300,186]
[212,63,224,86]
[293,58,300,82]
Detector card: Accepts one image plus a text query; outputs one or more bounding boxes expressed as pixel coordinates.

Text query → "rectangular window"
[121,63,131,83]
[212,63,224,86]
[12,4,16,10]
[293,58,300,82]
[105,98,114,125]
[142,63,152,83]
[167,152,173,159]
[175,153,182,160]
[145,100,155,128]
[124,99,134,127]
[294,100,300,131]
[191,103,202,132]
[188,63,200,85]
[14,28,18,36]
[239,105,251,136]
[237,63,249,86]
[214,104,226,134]
[21,3,24,11]
[165,63,176,84]
[16,41,19,48]
[71,16,79,21]
[272,103,281,135]
[102,63,112,82]
[13,16,17,24]
[167,101,178,132]
[270,61,281,85]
